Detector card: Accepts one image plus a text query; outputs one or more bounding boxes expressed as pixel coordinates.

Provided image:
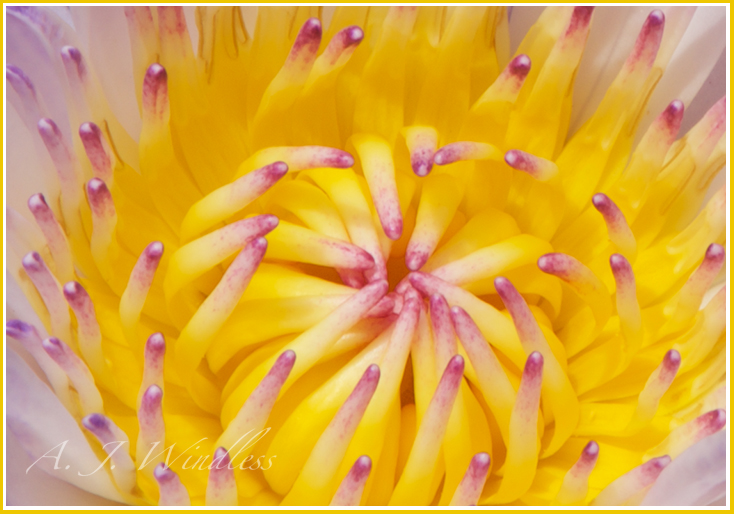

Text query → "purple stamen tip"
[303,17,322,38]
[270,161,289,177]
[448,354,465,373]
[6,65,35,91]
[146,63,166,79]
[37,118,61,138]
[364,363,380,381]
[27,193,48,212]
[6,319,33,335]
[354,455,372,473]
[583,440,600,457]
[87,178,107,195]
[706,243,725,260]
[79,121,101,139]
[509,54,531,76]
[61,46,82,64]
[473,452,491,469]
[144,384,163,403]
[21,251,43,270]
[647,9,665,26]
[664,349,681,369]
[493,276,512,293]
[43,337,64,354]
[526,351,544,371]
[62,281,83,299]
[154,463,175,482]
[147,332,166,352]
[346,26,364,44]
[146,241,165,259]
[82,413,108,431]
[609,253,629,273]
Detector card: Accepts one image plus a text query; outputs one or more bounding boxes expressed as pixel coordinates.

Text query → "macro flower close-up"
[4,4,728,507]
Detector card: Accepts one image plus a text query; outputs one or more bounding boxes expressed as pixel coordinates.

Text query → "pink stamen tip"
[384,218,403,241]
[344,26,364,44]
[433,147,455,166]
[21,251,43,271]
[146,63,166,81]
[493,276,514,296]
[641,455,671,479]
[509,54,531,77]
[302,17,322,38]
[569,6,594,32]
[290,18,322,57]
[331,151,355,168]
[6,319,35,338]
[405,249,429,271]
[273,349,297,377]
[700,409,727,432]
[591,192,611,211]
[525,351,544,375]
[6,65,36,94]
[662,349,681,374]
[154,463,176,483]
[143,384,163,405]
[537,253,565,274]
[27,193,49,213]
[364,363,380,382]
[146,332,166,354]
[665,100,684,119]
[145,241,164,260]
[62,281,88,305]
[37,118,62,142]
[583,440,600,459]
[250,236,268,252]
[647,9,665,27]
[705,243,725,261]
[366,295,395,318]
[42,337,65,355]
[609,253,632,275]
[446,354,465,375]
[86,178,107,196]
[265,161,289,179]
[82,413,111,437]
[471,452,491,473]
[351,455,372,477]
[60,46,82,64]
[212,447,232,469]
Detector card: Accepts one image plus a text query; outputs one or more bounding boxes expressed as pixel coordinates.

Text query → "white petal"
[570,7,649,133]
[69,7,141,140]
[640,6,726,137]
[508,6,544,54]
[6,430,121,506]
[6,7,77,142]
[6,349,125,503]
[640,430,726,506]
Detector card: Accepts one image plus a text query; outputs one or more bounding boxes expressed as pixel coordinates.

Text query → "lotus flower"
[5,5,727,507]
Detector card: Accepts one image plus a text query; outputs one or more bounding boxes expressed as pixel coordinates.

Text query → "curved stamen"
[592,193,637,261]
[119,241,164,346]
[27,193,74,282]
[434,141,501,166]
[86,178,118,273]
[181,161,288,241]
[206,447,237,506]
[176,237,269,411]
[82,413,137,492]
[351,134,403,240]
[403,125,438,177]
[154,463,191,506]
[285,364,380,504]
[79,122,113,182]
[63,281,105,375]
[556,441,599,505]
[142,63,168,123]
[330,456,372,506]
[138,332,165,409]
[591,456,670,506]
[136,385,165,470]
[488,351,544,504]
[504,150,559,182]
[164,215,277,299]
[625,350,681,435]
[22,251,72,344]
[42,337,103,415]
[609,254,643,356]
[449,452,491,506]
[644,409,726,461]
[390,355,465,505]
[667,243,725,327]
[217,350,296,452]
